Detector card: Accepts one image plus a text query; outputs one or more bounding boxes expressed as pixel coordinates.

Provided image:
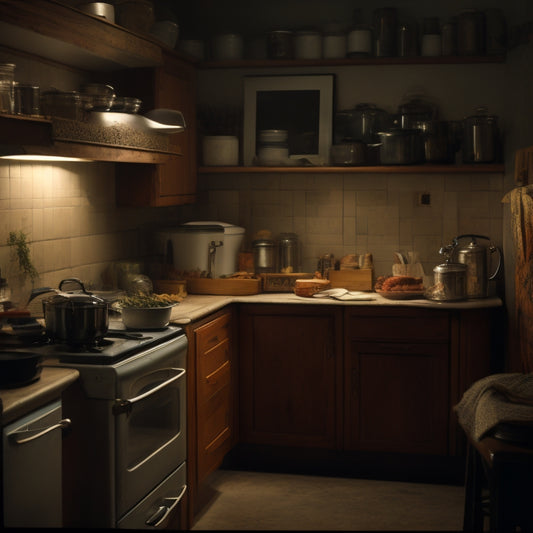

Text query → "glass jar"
[421,17,441,57]
[457,9,486,56]
[266,30,294,59]
[398,92,438,129]
[398,21,418,57]
[278,232,301,273]
[349,103,391,143]
[0,63,15,114]
[372,7,397,57]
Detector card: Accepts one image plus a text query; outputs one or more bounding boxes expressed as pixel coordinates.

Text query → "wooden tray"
[186,278,261,295]
[328,269,373,291]
[260,273,314,292]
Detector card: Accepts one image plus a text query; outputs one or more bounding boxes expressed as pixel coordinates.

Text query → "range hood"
[0,110,186,163]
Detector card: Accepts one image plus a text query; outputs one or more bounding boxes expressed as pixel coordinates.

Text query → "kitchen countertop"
[169,292,503,324]
[0,293,502,423]
[0,367,79,426]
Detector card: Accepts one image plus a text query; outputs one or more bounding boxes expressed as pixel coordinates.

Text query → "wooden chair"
[462,425,533,532]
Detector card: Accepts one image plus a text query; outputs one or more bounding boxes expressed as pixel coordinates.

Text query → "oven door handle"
[145,484,187,527]
[112,367,185,416]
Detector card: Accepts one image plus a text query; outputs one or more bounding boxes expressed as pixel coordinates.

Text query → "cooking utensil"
[373,128,424,165]
[43,278,109,345]
[120,305,173,330]
[451,234,502,298]
[0,352,42,388]
[330,142,366,166]
[425,261,467,301]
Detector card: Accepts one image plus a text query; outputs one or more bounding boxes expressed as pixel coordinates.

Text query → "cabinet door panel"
[240,306,342,448]
[346,341,450,455]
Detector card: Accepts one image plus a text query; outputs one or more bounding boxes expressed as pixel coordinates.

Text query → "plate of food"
[375,289,426,300]
[374,275,426,300]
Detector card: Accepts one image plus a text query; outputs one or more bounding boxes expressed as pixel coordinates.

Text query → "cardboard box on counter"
[328,269,373,291]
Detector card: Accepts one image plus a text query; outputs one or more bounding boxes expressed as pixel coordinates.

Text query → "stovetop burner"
[0,321,185,365]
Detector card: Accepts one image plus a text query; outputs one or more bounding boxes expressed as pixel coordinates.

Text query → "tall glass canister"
[0,63,15,114]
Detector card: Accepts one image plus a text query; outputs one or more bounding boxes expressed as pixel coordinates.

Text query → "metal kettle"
[448,234,502,298]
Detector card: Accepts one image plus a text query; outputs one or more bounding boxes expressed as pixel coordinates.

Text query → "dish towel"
[454,372,533,441]
[312,288,376,301]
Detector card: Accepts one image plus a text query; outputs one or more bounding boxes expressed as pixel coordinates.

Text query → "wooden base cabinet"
[239,304,343,449]
[186,307,237,522]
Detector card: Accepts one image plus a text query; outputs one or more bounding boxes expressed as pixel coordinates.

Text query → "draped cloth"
[455,372,533,441]
[510,186,533,373]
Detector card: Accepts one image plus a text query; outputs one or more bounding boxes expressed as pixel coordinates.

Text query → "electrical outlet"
[418,192,431,206]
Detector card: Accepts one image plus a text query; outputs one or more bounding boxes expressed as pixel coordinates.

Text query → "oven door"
[113,335,187,519]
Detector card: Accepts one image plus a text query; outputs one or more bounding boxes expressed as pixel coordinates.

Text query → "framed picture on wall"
[243,74,334,166]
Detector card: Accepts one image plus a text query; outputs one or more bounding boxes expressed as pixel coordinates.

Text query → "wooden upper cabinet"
[114,53,197,206]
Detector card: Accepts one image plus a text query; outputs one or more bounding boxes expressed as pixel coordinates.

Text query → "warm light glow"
[0,155,91,162]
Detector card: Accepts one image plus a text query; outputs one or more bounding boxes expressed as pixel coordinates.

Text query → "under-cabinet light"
[0,154,91,162]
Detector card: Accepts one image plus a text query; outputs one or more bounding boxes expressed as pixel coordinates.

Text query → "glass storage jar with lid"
[0,63,15,114]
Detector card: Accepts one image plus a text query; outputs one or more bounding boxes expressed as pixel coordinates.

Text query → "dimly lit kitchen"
[1,0,533,530]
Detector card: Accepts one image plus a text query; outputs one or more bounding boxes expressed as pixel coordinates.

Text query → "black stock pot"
[43,278,109,345]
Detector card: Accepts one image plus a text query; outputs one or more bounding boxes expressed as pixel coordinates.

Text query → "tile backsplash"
[0,159,506,291]
[197,171,505,281]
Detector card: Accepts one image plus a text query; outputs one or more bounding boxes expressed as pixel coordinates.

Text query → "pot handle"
[59,277,89,294]
[489,245,502,280]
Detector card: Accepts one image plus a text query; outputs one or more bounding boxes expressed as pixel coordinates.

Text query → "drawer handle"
[145,484,187,527]
[11,418,71,445]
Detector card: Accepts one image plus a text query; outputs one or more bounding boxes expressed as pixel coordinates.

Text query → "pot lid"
[178,221,245,235]
[44,278,106,307]
[434,262,467,273]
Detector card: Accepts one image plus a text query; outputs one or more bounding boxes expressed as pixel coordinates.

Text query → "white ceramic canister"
[178,39,205,60]
[294,30,322,59]
[347,25,372,56]
[202,135,239,166]
[212,33,244,60]
[322,32,347,59]
[421,34,442,56]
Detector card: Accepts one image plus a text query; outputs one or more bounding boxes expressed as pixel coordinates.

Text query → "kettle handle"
[452,234,491,246]
[489,245,502,280]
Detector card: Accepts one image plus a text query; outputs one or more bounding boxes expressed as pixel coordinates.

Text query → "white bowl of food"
[116,294,177,330]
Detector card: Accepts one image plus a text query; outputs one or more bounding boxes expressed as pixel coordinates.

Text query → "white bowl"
[121,305,173,330]
[79,2,115,23]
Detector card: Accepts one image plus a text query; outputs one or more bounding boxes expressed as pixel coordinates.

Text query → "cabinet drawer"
[198,385,231,447]
[198,338,230,379]
[196,312,231,354]
[346,312,449,342]
[198,359,231,401]
[197,385,233,482]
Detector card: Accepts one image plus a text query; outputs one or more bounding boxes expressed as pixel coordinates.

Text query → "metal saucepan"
[42,278,109,345]
[372,128,425,165]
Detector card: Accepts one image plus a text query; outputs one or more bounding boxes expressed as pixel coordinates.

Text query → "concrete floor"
[191,469,465,531]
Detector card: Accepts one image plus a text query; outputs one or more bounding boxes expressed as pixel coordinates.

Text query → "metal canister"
[252,238,276,273]
[427,262,467,301]
[457,9,486,56]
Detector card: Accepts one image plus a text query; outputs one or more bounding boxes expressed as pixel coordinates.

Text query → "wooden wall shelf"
[199,164,505,174]
[198,55,505,70]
